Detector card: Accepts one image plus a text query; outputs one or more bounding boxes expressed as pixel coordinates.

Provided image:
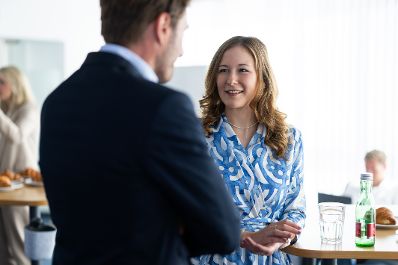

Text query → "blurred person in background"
[192,36,305,265]
[39,1,241,265]
[343,149,398,205]
[0,65,39,265]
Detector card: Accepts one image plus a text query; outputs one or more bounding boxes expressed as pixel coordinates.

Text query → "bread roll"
[13,173,22,181]
[0,170,22,181]
[20,167,42,181]
[0,176,12,187]
[1,170,13,179]
[376,207,396,225]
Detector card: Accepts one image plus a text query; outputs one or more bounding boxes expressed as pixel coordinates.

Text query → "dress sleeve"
[282,128,306,228]
[144,92,240,256]
[0,104,38,144]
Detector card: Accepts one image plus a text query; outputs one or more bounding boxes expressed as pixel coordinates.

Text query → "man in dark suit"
[39,0,240,264]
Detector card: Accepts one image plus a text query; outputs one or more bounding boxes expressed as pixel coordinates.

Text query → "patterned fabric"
[193,115,305,265]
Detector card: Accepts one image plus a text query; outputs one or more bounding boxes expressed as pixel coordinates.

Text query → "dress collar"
[215,114,265,149]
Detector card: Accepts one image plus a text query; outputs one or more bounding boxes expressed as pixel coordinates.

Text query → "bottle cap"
[360,172,373,181]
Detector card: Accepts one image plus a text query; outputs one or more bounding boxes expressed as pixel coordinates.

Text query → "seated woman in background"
[0,66,39,265]
[192,36,306,265]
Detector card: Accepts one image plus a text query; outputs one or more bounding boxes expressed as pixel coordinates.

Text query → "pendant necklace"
[226,120,258,142]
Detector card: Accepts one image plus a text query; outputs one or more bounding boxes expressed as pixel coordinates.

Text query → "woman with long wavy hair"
[194,36,306,265]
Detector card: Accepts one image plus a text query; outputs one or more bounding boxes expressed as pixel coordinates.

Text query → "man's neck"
[373,177,384,187]
[127,22,159,73]
[128,42,156,71]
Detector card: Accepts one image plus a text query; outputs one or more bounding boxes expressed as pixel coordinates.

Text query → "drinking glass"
[318,202,345,243]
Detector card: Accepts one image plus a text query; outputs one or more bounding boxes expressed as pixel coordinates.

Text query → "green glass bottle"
[355,173,376,247]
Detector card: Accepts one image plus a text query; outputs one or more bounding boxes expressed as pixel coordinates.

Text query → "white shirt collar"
[100,43,159,83]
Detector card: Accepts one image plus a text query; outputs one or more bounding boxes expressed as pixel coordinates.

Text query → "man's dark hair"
[100,0,190,45]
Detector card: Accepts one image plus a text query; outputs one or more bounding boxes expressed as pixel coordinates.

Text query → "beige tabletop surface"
[283,205,398,259]
[0,186,47,206]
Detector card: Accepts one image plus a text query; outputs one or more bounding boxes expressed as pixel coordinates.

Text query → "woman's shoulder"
[22,101,37,109]
[18,101,37,112]
[287,125,303,143]
[11,101,38,118]
[285,125,303,163]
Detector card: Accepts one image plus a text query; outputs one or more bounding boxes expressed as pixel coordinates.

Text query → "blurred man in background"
[344,149,398,204]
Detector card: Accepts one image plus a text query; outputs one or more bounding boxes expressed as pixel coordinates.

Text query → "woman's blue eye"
[218,68,228,73]
[239,68,249,72]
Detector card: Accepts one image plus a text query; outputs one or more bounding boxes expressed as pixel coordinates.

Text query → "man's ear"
[154,12,172,46]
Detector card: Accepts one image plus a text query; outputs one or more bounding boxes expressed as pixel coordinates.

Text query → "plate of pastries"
[0,170,24,192]
[0,168,42,191]
[21,168,43,187]
[376,207,398,229]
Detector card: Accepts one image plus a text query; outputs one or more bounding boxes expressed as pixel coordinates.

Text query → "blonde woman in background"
[0,66,39,265]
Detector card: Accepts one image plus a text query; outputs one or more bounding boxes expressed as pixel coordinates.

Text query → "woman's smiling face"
[217,45,258,111]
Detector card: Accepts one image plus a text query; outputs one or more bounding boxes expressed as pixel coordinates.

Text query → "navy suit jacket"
[39,52,240,265]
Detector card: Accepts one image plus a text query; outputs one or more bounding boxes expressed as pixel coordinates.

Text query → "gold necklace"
[226,121,258,130]
[226,121,258,144]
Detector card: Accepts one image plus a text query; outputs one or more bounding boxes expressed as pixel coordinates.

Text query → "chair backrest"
[318,193,352,204]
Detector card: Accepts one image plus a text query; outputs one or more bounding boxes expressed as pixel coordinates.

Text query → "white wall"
[4,39,64,108]
[166,66,207,113]
[0,0,103,76]
[0,40,8,65]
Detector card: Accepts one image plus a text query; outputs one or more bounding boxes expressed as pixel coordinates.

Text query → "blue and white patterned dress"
[193,115,306,265]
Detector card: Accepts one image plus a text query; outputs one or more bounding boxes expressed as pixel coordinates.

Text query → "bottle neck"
[360,179,373,194]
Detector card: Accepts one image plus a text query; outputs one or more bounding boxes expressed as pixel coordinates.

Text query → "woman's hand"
[240,236,282,256]
[252,220,301,245]
[240,219,302,255]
